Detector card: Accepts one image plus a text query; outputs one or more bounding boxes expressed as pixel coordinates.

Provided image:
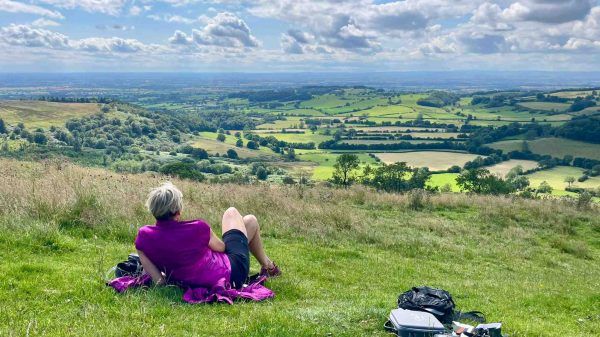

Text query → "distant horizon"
[1,71,600,92]
[2,70,600,74]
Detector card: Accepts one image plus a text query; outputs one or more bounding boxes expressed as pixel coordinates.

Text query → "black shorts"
[223,229,250,289]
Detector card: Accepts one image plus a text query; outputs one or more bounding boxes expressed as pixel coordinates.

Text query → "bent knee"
[224,207,241,218]
[243,214,258,227]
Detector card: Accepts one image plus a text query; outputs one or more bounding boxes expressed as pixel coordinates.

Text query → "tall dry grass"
[0,158,597,253]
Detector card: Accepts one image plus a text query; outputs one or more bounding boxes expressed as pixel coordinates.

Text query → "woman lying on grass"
[135,182,280,289]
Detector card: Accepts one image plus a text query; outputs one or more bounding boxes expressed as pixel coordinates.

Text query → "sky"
[0,0,599,72]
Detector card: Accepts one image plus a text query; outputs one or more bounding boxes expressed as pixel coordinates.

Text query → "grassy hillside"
[0,159,598,336]
[0,100,101,128]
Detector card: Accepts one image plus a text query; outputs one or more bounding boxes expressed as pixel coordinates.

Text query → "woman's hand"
[209,228,226,253]
[137,250,166,286]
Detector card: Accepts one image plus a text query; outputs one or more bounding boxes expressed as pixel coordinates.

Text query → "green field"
[398,132,462,139]
[1,159,599,336]
[527,166,600,194]
[427,173,460,191]
[294,151,376,180]
[193,132,276,159]
[267,132,332,144]
[374,151,480,171]
[0,100,101,128]
[352,126,444,133]
[256,118,303,130]
[489,138,600,161]
[299,93,350,109]
[516,102,571,112]
[342,139,447,145]
[550,90,595,99]
[277,108,326,116]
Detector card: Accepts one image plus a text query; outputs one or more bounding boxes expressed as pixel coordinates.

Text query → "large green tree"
[456,168,514,195]
[361,162,431,193]
[332,154,360,187]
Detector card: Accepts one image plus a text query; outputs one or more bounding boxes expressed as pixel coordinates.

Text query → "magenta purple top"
[134,219,231,288]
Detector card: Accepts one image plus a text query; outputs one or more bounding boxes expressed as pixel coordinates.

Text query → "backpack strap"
[383,320,397,334]
[454,311,486,323]
[104,266,117,282]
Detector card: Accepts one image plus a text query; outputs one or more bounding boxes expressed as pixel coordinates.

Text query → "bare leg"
[243,214,274,269]
[221,207,247,236]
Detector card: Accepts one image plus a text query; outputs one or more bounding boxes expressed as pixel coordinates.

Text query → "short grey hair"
[146,182,183,220]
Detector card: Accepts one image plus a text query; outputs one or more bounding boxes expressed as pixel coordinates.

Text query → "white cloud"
[129,5,142,16]
[152,0,200,7]
[563,37,600,50]
[0,24,152,53]
[502,0,592,24]
[32,18,61,27]
[169,12,260,48]
[0,24,69,48]
[75,37,147,53]
[148,13,198,24]
[95,24,134,31]
[250,0,484,54]
[0,0,63,19]
[1,0,600,70]
[37,0,128,16]
[571,6,600,40]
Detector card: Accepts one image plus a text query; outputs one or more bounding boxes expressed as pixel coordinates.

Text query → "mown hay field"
[374,151,480,171]
[485,160,540,177]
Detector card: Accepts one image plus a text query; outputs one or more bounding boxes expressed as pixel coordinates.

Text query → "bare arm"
[209,228,226,253]
[137,250,165,286]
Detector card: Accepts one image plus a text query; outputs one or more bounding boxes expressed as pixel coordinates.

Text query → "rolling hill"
[0,100,101,128]
[0,158,598,336]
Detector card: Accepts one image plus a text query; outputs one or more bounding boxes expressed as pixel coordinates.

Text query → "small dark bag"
[115,253,143,278]
[397,286,485,325]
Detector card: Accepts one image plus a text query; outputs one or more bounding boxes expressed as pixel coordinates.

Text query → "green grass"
[427,173,460,191]
[351,126,445,132]
[550,90,595,99]
[293,151,376,180]
[276,108,326,116]
[299,94,350,110]
[516,102,570,112]
[489,137,600,161]
[256,118,303,130]
[0,100,101,129]
[461,105,571,123]
[342,139,447,145]
[193,132,276,159]
[267,132,332,144]
[526,166,600,194]
[1,159,599,336]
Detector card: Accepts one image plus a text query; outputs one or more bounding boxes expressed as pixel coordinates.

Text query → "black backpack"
[115,253,143,278]
[398,286,485,325]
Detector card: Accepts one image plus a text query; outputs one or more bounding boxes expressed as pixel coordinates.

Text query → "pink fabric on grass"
[108,274,274,304]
